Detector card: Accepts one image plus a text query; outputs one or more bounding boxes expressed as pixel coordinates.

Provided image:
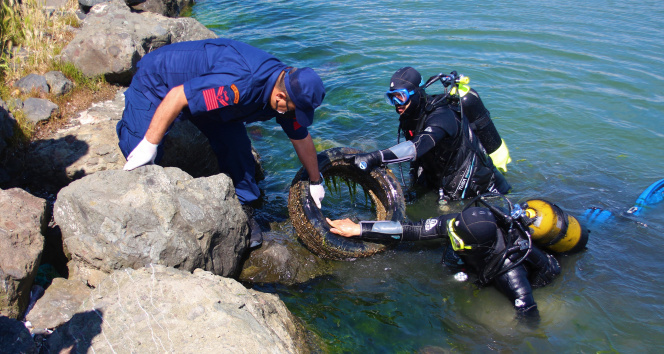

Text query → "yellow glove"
[489,139,511,173]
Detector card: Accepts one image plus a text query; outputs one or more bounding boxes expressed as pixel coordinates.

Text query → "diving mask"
[447,218,473,252]
[385,88,415,106]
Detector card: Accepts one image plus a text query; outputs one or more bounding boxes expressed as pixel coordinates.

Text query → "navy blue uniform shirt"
[130,38,308,140]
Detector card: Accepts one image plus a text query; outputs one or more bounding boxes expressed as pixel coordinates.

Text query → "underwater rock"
[239,221,334,285]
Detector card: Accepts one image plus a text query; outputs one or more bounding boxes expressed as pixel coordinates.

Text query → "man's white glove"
[454,272,468,282]
[310,184,325,209]
[309,174,325,209]
[123,137,159,171]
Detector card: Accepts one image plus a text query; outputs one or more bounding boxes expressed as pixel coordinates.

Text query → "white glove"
[123,137,159,171]
[454,272,468,282]
[310,184,325,209]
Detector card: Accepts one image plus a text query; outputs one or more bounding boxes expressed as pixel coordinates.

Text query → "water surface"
[193,1,664,351]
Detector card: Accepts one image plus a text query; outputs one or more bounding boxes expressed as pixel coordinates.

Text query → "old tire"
[288,147,406,260]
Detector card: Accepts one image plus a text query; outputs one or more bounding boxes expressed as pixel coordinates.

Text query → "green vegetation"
[324,174,376,210]
[51,60,107,91]
[0,0,113,145]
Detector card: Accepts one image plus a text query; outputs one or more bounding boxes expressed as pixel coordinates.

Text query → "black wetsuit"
[400,91,510,200]
[358,208,560,319]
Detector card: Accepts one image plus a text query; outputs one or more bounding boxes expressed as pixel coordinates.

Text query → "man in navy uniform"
[116,38,327,248]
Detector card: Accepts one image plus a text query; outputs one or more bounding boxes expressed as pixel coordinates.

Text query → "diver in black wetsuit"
[344,67,511,202]
[326,197,562,321]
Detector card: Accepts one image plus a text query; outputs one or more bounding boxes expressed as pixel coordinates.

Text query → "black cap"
[284,67,326,128]
[454,207,497,247]
[389,67,422,91]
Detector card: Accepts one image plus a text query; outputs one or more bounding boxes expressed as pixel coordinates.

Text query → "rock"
[75,9,86,20]
[44,71,73,97]
[0,168,9,185]
[6,97,23,110]
[0,99,16,155]
[63,263,108,288]
[25,278,90,330]
[20,88,264,194]
[60,0,216,85]
[240,221,333,285]
[42,265,310,353]
[0,188,48,319]
[26,119,125,193]
[130,0,192,17]
[41,0,70,16]
[0,316,37,353]
[54,165,249,284]
[78,0,109,8]
[22,98,59,124]
[41,0,70,10]
[161,118,221,177]
[20,89,221,193]
[14,73,49,94]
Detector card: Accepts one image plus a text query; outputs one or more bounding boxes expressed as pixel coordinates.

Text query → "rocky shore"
[0,0,331,352]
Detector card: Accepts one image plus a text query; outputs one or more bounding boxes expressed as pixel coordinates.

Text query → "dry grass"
[3,0,79,82]
[1,0,120,146]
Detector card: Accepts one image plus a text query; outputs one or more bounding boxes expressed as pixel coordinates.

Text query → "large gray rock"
[0,188,48,319]
[130,0,193,17]
[42,266,310,353]
[60,0,216,85]
[54,166,248,285]
[78,0,109,7]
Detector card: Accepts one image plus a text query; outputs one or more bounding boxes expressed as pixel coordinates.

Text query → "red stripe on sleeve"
[203,88,219,111]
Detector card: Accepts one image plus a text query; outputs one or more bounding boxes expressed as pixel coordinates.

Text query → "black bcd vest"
[403,95,498,200]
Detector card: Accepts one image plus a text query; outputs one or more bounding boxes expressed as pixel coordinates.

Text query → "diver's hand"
[310,184,325,209]
[123,137,158,171]
[326,218,361,237]
[343,151,382,171]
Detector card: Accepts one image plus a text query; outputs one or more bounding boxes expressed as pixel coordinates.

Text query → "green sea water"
[192,0,664,351]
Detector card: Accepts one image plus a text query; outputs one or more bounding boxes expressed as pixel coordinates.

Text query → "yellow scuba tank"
[524,199,589,254]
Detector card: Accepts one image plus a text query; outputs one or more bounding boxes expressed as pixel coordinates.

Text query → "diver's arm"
[344,109,451,171]
[525,246,561,288]
[377,141,417,164]
[407,108,453,159]
[493,265,540,323]
[327,215,454,242]
[344,137,436,171]
[342,141,417,171]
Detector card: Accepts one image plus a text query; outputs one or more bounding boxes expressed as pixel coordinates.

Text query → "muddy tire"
[288,147,406,260]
